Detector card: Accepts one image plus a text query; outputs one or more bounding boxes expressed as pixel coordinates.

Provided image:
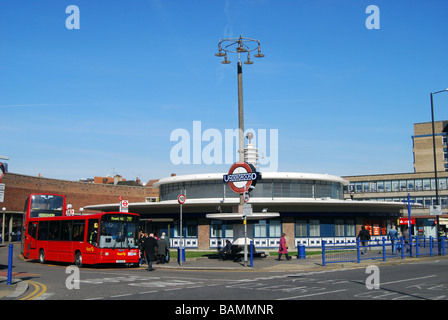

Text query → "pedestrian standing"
[277,233,291,261]
[387,225,399,254]
[142,232,159,271]
[162,232,170,263]
[357,226,371,254]
[403,227,410,253]
[157,235,167,264]
[138,231,146,265]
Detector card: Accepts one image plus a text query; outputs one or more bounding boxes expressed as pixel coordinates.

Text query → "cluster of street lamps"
[215,35,264,166]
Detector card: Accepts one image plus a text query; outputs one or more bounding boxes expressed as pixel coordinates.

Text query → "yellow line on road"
[20,280,47,300]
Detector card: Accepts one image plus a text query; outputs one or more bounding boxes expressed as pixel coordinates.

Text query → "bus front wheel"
[38,249,46,264]
[74,252,83,267]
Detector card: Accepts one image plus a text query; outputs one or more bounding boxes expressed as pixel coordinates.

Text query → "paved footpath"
[1,244,447,300]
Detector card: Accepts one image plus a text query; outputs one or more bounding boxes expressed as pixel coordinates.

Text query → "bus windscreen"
[98,214,139,249]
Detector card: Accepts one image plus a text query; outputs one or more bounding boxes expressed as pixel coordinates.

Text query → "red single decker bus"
[21,193,140,267]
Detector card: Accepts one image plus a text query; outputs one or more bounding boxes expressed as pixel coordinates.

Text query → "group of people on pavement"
[137,225,445,267]
[138,231,170,271]
[357,225,411,255]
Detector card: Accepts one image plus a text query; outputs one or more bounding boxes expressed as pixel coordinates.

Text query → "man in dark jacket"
[357,226,371,254]
[143,232,159,271]
[157,236,167,264]
[218,239,232,261]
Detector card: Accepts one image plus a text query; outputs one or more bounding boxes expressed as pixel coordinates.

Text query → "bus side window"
[87,219,98,247]
[73,221,85,241]
[38,221,49,241]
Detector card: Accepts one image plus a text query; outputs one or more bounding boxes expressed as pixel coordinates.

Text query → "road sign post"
[177,194,186,266]
[223,162,259,267]
[403,193,415,256]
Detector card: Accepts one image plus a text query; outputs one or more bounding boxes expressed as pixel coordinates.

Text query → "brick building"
[0,172,157,240]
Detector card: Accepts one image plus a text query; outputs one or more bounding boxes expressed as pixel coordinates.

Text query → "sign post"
[223,162,259,267]
[177,194,186,266]
[403,193,415,256]
[119,195,129,213]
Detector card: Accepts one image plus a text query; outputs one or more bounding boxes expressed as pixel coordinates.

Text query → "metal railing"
[322,236,447,266]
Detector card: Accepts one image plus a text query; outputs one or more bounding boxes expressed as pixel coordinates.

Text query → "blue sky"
[1,0,448,183]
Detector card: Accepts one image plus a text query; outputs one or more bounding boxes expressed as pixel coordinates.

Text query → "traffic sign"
[0,183,4,203]
[243,191,250,203]
[178,194,186,204]
[120,199,129,212]
[0,162,5,182]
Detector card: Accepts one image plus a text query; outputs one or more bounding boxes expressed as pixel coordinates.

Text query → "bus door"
[26,222,38,254]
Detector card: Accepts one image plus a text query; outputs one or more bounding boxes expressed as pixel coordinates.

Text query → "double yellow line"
[20,280,47,300]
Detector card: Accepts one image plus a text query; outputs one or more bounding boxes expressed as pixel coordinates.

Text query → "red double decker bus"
[21,194,140,267]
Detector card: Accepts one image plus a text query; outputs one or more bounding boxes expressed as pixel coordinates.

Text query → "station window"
[210,220,233,238]
[253,219,281,238]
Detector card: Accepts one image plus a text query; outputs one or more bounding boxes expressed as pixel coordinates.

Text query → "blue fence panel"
[322,237,447,265]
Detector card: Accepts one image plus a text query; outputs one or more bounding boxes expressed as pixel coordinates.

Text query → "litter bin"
[297,244,306,259]
[177,247,185,263]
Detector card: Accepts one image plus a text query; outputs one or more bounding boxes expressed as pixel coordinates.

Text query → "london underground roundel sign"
[223,162,259,194]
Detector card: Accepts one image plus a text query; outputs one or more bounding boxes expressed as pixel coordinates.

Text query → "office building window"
[392,180,399,192]
[415,179,423,191]
[400,180,407,191]
[440,178,447,190]
[423,179,431,190]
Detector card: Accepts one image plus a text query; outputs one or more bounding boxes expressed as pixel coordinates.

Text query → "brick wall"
[1,173,158,214]
[197,217,210,250]
[282,217,295,250]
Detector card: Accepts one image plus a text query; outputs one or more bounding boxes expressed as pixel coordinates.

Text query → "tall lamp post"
[430,88,448,236]
[215,35,264,174]
[216,36,264,267]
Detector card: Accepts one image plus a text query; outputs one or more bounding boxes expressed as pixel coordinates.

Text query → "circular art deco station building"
[85,168,406,251]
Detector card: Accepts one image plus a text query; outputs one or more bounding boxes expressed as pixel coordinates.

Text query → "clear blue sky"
[1,0,448,183]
